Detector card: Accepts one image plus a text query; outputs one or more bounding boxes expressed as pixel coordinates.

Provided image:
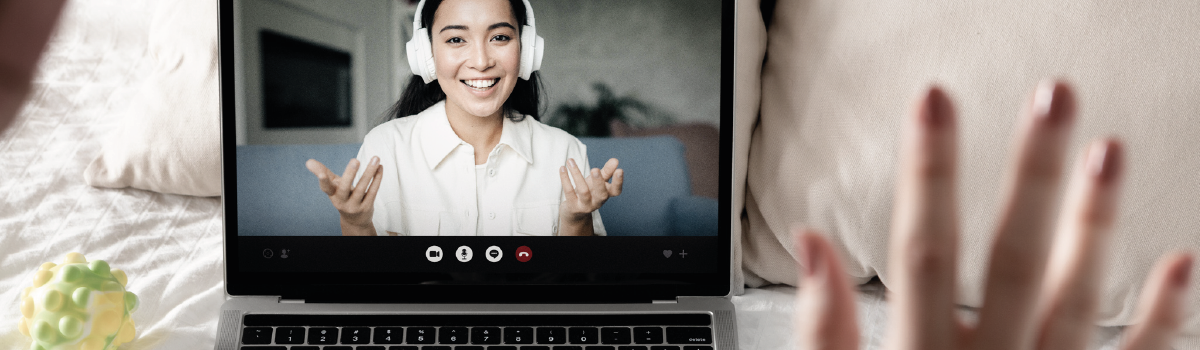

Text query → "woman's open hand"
[795,81,1194,350]
[306,156,383,236]
[558,157,624,236]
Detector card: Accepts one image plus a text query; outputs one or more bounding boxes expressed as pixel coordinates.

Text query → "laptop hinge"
[651,299,678,304]
[280,299,305,304]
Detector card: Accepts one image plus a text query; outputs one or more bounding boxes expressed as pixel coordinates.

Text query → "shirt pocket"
[513,200,560,236]
[385,203,447,236]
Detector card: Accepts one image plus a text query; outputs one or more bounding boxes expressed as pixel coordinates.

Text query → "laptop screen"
[221,0,733,302]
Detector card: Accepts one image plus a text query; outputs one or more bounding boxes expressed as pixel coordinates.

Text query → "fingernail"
[797,232,822,278]
[560,166,566,173]
[922,86,946,127]
[1087,140,1121,182]
[569,158,576,167]
[1173,256,1193,289]
[1034,79,1069,124]
[370,156,379,166]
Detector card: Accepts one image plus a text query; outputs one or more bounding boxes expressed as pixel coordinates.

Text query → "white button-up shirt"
[354,101,606,236]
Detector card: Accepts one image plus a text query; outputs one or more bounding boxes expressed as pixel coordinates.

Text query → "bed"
[0,0,1138,349]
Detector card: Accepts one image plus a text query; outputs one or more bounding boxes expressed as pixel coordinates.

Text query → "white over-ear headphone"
[406,0,545,84]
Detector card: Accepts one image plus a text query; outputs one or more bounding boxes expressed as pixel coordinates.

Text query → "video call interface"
[232,0,724,244]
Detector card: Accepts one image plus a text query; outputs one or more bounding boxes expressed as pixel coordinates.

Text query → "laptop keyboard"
[239,314,715,350]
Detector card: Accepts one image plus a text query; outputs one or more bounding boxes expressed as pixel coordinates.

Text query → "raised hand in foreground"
[795,81,1194,350]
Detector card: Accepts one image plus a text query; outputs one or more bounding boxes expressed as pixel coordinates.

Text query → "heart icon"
[663,250,673,258]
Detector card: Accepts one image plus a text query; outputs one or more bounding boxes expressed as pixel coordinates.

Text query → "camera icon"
[426,246,443,262]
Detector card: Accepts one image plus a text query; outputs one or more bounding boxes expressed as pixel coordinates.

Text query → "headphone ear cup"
[532,35,544,73]
[406,28,436,83]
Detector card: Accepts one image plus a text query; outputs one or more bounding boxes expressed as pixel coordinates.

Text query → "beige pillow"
[743,0,1200,343]
[732,0,768,296]
[84,0,220,197]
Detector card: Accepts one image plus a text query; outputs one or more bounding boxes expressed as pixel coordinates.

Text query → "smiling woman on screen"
[306,0,623,237]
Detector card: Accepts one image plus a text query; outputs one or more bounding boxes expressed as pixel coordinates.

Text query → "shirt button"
[464,210,470,217]
[488,168,496,177]
[488,212,496,220]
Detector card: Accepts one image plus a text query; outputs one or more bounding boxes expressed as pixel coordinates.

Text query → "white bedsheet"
[0,1,1132,349]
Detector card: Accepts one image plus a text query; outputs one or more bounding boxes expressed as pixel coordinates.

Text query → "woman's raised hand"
[306,156,383,236]
[795,81,1194,350]
[558,158,624,235]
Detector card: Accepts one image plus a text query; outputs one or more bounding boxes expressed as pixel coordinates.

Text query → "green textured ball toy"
[18,253,138,350]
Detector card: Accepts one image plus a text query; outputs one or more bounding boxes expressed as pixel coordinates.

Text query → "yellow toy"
[18,253,138,350]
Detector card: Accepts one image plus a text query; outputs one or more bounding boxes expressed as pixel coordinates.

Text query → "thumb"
[795,229,859,350]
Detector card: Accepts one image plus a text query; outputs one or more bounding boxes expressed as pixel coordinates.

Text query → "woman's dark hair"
[386,0,543,122]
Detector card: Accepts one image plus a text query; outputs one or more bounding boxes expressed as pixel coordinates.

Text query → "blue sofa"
[235,136,717,236]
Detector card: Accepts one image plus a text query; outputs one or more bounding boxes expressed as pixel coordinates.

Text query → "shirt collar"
[419,101,534,169]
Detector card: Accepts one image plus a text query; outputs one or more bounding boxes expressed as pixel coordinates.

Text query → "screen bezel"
[220,0,736,302]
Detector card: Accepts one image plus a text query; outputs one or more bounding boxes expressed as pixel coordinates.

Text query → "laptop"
[215,0,737,349]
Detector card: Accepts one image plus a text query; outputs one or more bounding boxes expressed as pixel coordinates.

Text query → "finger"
[795,229,859,350]
[1035,139,1123,350]
[568,158,591,203]
[363,165,384,205]
[608,168,624,197]
[600,158,620,181]
[306,159,338,196]
[587,168,609,204]
[559,166,579,203]
[975,80,1077,350]
[336,158,360,199]
[1121,253,1194,350]
[350,156,380,203]
[0,0,68,132]
[886,85,960,350]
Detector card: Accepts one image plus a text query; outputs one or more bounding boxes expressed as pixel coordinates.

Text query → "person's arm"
[793,81,1193,350]
[558,157,623,236]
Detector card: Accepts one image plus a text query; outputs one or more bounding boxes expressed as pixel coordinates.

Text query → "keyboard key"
[618,347,648,350]
[359,347,386,350]
[601,328,631,344]
[440,327,469,344]
[291,347,319,350]
[458,346,485,350]
[569,327,598,344]
[517,347,546,350]
[239,347,285,350]
[505,327,533,344]
[472,327,502,344]
[650,347,679,350]
[273,327,304,344]
[538,327,566,344]
[422,346,451,350]
[325,347,352,350]
[241,327,272,344]
[665,328,711,344]
[682,347,713,350]
[375,327,404,344]
[552,347,583,350]
[586,347,616,350]
[408,327,436,344]
[342,327,371,344]
[308,327,338,344]
[389,347,418,350]
[632,328,662,344]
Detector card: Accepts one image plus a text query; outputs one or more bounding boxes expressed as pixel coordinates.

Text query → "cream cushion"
[742,0,1200,343]
[84,0,220,197]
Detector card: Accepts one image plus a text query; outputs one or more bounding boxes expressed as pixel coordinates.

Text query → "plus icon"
[680,250,687,258]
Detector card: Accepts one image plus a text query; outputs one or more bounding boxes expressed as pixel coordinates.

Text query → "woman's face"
[431,0,521,120]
